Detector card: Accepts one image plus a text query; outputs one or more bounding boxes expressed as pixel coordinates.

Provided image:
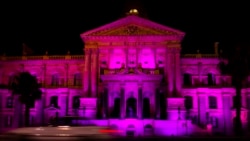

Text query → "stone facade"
[0,14,249,136]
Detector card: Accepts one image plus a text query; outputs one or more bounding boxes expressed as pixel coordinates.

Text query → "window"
[72,96,80,109]
[208,73,216,86]
[184,96,193,109]
[208,96,217,109]
[73,73,82,86]
[183,73,192,86]
[51,74,59,86]
[50,96,59,108]
[6,96,13,108]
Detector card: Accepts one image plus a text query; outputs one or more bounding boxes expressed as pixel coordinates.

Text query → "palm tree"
[218,41,250,135]
[9,71,42,127]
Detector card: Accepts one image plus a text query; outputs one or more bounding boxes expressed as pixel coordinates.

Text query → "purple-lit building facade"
[0,12,249,136]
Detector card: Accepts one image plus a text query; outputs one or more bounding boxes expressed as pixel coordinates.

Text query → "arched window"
[51,74,59,86]
[73,73,82,86]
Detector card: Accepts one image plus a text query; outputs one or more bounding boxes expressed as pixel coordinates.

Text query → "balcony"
[102,68,161,75]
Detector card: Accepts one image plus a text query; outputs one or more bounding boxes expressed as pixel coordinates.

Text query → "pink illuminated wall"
[0,13,249,137]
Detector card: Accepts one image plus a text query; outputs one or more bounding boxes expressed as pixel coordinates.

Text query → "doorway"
[112,98,121,118]
[126,97,137,118]
[143,98,150,118]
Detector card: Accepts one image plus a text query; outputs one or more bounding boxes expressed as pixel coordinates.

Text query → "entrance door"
[126,97,137,118]
[126,130,135,137]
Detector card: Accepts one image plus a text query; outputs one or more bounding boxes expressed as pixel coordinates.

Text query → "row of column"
[101,86,162,119]
[164,46,182,97]
[83,48,98,97]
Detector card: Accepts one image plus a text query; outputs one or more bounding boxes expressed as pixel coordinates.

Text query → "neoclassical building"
[0,10,249,136]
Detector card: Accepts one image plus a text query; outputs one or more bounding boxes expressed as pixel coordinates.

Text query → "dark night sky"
[1,0,250,56]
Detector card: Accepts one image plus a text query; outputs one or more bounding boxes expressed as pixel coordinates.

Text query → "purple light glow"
[0,13,248,137]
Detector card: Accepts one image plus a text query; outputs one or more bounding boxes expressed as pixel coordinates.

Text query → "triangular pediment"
[81,15,185,37]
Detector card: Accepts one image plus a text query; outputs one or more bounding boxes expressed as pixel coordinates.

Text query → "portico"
[100,74,162,119]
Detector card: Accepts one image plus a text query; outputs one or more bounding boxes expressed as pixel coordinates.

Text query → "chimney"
[214,42,219,55]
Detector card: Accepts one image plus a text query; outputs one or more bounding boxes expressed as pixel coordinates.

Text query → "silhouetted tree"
[218,41,250,135]
[9,72,42,127]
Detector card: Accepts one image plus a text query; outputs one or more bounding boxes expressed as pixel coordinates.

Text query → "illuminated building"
[0,10,248,136]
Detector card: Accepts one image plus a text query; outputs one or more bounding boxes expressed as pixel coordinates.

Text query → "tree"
[218,41,250,135]
[9,72,42,127]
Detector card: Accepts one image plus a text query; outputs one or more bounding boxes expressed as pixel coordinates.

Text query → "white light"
[129,9,139,14]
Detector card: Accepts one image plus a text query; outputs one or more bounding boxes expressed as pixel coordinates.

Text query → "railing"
[181,54,219,58]
[42,84,82,89]
[0,55,84,61]
[183,83,232,88]
[103,68,161,75]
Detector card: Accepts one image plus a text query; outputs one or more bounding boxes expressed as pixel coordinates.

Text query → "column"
[155,88,160,119]
[83,48,91,97]
[174,47,182,97]
[223,94,233,135]
[36,93,44,126]
[13,95,23,127]
[42,64,46,87]
[120,86,125,119]
[153,48,157,68]
[125,48,129,68]
[165,48,173,97]
[138,84,143,119]
[198,62,202,86]
[64,64,69,115]
[65,63,69,87]
[198,94,207,126]
[136,48,139,67]
[90,48,98,97]
[102,87,108,118]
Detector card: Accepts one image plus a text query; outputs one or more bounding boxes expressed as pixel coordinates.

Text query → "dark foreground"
[1,135,250,141]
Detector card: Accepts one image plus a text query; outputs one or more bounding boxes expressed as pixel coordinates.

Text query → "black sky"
[1,0,250,56]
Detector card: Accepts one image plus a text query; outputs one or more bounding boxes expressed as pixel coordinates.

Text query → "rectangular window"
[184,96,193,109]
[209,96,217,109]
[72,96,80,109]
[50,96,59,108]
[183,73,192,86]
